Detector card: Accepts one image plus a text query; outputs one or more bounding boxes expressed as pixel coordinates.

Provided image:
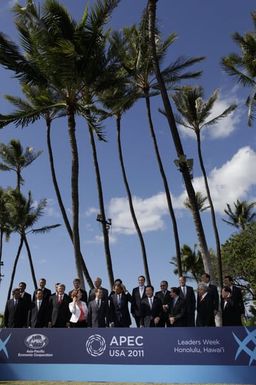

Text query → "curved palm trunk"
[144,91,182,276]
[147,0,212,276]
[46,119,93,289]
[0,230,3,281]
[88,123,114,288]
[67,107,85,288]
[196,131,223,286]
[23,233,37,289]
[116,115,151,285]
[7,235,24,300]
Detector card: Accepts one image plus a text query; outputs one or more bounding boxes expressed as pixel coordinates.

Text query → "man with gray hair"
[196,283,215,327]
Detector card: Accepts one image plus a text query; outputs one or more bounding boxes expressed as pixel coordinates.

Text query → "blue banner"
[0,327,256,382]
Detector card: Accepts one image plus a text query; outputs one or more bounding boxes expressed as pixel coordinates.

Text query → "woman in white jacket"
[69,290,88,327]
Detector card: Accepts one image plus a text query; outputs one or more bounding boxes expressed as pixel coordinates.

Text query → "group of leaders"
[3,273,245,328]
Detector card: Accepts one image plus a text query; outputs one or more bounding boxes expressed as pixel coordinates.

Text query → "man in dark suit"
[28,289,50,328]
[201,273,219,314]
[49,283,71,327]
[87,288,109,327]
[179,276,196,326]
[140,285,162,327]
[168,287,186,327]
[33,278,51,301]
[88,277,108,302]
[196,283,215,327]
[109,283,132,327]
[131,275,147,327]
[68,278,87,303]
[155,280,171,327]
[4,288,27,328]
[19,281,32,321]
[223,275,245,318]
[221,286,243,326]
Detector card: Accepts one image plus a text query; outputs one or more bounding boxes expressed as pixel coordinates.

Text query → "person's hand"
[169,317,175,325]
[154,316,160,325]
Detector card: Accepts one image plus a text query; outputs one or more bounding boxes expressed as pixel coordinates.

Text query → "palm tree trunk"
[46,119,93,289]
[0,229,3,280]
[23,233,37,289]
[147,0,212,276]
[144,91,182,276]
[7,235,24,300]
[67,107,85,288]
[88,123,115,288]
[196,131,223,286]
[116,115,151,285]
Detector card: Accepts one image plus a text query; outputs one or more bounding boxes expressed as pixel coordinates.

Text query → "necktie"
[117,294,121,306]
[37,300,41,310]
[149,297,153,309]
[182,286,186,297]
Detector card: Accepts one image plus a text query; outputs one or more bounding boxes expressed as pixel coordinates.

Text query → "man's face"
[39,280,46,289]
[223,277,231,287]
[160,281,168,291]
[96,289,103,299]
[201,274,209,284]
[73,280,80,289]
[145,287,153,298]
[179,277,186,287]
[115,285,122,294]
[94,278,102,288]
[170,290,176,299]
[13,290,21,300]
[36,291,43,300]
[138,277,145,286]
[19,283,26,293]
[57,285,65,295]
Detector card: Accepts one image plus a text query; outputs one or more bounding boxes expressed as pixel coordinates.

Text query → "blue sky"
[0,0,255,313]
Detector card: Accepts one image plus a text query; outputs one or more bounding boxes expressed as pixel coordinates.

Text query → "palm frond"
[31,223,61,234]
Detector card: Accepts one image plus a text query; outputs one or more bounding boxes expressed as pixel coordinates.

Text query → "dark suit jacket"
[140,296,162,327]
[33,288,51,302]
[221,297,242,326]
[4,298,27,328]
[87,299,109,327]
[179,285,196,326]
[28,299,50,327]
[168,297,186,327]
[155,290,171,326]
[109,292,132,327]
[196,293,215,327]
[88,287,108,302]
[231,285,245,315]
[131,286,146,318]
[68,288,88,304]
[49,293,71,327]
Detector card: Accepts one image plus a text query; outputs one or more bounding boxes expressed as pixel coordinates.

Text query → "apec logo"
[24,334,49,350]
[233,327,256,366]
[86,334,106,357]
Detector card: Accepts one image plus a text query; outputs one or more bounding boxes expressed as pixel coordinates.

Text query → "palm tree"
[0,139,41,191]
[5,189,60,299]
[222,12,256,126]
[0,0,119,287]
[0,85,94,288]
[109,12,204,276]
[147,0,213,276]
[223,199,256,230]
[172,86,236,286]
[98,77,152,284]
[170,244,204,283]
[184,191,210,212]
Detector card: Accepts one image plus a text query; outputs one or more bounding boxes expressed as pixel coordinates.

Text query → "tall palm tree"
[172,86,236,286]
[0,0,119,287]
[5,189,60,299]
[222,12,256,126]
[223,199,256,230]
[147,0,213,276]
[98,77,152,284]
[109,12,204,276]
[0,85,93,288]
[0,139,41,191]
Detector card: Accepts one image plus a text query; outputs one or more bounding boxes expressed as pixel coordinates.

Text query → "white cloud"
[108,193,169,235]
[178,89,243,140]
[85,234,117,244]
[177,146,256,213]
[101,146,256,237]
[85,207,98,217]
